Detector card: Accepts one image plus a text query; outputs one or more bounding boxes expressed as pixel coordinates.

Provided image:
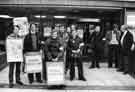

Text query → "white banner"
[47,62,65,85]
[77,29,84,39]
[13,17,29,36]
[6,38,23,62]
[25,52,42,73]
[43,27,52,37]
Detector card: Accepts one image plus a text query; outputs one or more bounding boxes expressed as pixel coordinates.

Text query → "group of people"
[106,24,135,76]
[7,22,135,88]
[86,24,135,77]
[7,23,87,88]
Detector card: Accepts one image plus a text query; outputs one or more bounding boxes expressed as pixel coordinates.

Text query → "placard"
[6,38,23,62]
[47,62,65,85]
[43,27,52,37]
[13,17,29,36]
[25,52,42,73]
[77,29,84,39]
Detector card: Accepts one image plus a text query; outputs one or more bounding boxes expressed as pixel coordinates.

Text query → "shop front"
[0,0,135,89]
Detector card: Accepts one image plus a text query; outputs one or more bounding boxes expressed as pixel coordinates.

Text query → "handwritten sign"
[13,17,29,36]
[47,62,65,85]
[25,52,42,73]
[6,38,23,62]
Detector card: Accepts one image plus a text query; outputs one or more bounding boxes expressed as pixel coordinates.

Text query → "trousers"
[70,57,84,79]
[9,62,21,83]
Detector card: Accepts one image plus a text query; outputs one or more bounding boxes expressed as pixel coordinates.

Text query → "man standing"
[106,24,121,68]
[120,25,133,74]
[90,26,102,68]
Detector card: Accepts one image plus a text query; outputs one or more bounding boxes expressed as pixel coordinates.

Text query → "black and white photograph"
[0,0,135,92]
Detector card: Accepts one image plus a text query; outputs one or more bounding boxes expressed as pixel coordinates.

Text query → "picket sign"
[24,52,42,73]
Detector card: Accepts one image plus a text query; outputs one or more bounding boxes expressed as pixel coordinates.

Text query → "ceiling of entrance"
[0,6,122,18]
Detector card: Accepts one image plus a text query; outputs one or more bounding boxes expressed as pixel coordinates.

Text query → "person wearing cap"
[7,25,24,88]
[23,23,43,84]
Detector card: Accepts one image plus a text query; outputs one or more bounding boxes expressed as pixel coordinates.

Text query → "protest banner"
[6,38,23,62]
[43,26,52,37]
[24,52,42,73]
[77,29,84,39]
[47,62,65,85]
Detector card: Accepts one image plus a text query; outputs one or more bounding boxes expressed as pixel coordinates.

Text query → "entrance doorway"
[0,6,134,90]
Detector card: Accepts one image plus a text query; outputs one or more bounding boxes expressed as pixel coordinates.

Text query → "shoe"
[78,77,86,81]
[108,66,112,68]
[70,78,74,81]
[29,81,33,84]
[16,81,24,85]
[123,71,129,75]
[9,83,14,88]
[117,69,123,72]
[96,65,100,68]
[37,80,43,83]
[89,66,95,69]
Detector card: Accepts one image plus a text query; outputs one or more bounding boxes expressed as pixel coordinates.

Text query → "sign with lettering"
[25,52,42,73]
[47,62,65,85]
[6,38,23,62]
[13,17,29,36]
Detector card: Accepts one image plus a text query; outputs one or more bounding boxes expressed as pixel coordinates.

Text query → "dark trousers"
[123,55,129,73]
[129,52,135,75]
[70,57,84,80]
[42,58,47,81]
[118,48,123,70]
[65,53,71,73]
[119,52,129,73]
[108,45,119,68]
[9,62,21,84]
[91,59,99,68]
[28,72,41,82]
[91,49,100,68]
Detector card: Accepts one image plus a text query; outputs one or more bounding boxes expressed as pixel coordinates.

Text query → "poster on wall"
[13,17,29,36]
[6,38,24,62]
[25,52,42,73]
[47,62,65,85]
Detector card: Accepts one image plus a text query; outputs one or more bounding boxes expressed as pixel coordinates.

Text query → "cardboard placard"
[47,62,65,85]
[13,17,29,36]
[43,27,52,37]
[6,38,23,62]
[25,52,42,73]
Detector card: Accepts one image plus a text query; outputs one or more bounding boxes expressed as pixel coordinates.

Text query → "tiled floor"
[0,62,135,91]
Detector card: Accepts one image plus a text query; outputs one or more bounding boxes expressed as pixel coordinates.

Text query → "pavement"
[0,62,135,91]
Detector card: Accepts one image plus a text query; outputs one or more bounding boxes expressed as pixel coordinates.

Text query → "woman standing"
[67,25,86,81]
[23,23,42,84]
